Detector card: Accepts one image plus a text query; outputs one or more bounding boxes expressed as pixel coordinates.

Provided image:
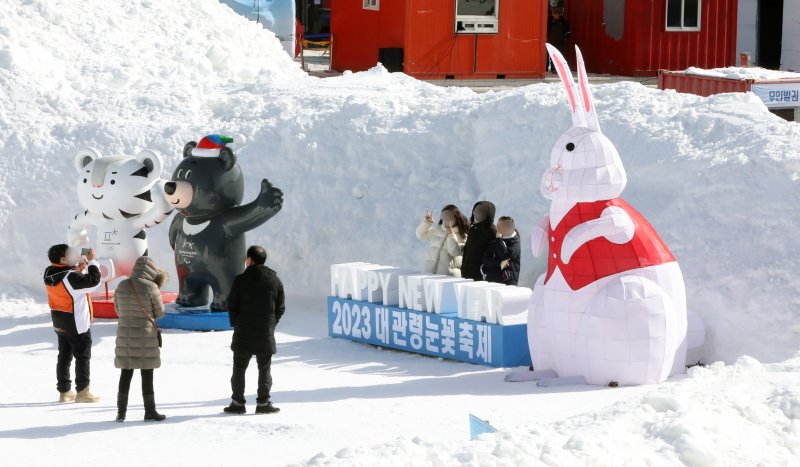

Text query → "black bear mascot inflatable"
[165,135,284,311]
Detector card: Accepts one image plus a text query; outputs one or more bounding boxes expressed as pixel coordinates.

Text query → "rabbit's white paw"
[561,206,634,263]
[530,215,550,258]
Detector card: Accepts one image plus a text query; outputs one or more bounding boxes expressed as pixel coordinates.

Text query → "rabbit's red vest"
[545,198,676,290]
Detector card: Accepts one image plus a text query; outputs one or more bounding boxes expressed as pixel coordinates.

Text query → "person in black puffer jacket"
[460,201,496,281]
[223,245,285,416]
[482,216,522,286]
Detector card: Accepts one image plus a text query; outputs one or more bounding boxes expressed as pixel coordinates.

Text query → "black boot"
[143,393,166,422]
[116,392,128,422]
[255,401,280,415]
[223,401,246,414]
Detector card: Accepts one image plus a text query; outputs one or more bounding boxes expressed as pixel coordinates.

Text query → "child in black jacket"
[482,216,521,286]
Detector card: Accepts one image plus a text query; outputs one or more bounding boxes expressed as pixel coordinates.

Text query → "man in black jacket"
[44,244,102,403]
[460,201,497,281]
[547,6,570,71]
[223,245,286,415]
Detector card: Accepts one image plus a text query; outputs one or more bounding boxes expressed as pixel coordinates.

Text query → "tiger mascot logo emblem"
[67,148,174,281]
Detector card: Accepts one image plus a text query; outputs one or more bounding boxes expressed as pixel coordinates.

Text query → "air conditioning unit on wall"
[454,0,499,34]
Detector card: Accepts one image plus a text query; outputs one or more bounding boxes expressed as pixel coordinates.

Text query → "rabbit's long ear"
[545,43,586,128]
[575,46,601,132]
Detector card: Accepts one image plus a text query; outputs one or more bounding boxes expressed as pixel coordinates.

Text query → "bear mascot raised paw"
[165,135,284,311]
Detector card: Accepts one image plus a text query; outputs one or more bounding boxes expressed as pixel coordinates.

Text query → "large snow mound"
[0,0,302,86]
[301,353,800,466]
[0,0,799,366]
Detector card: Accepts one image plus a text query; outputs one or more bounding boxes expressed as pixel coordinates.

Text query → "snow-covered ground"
[2,299,799,466]
[1,1,800,465]
[6,299,629,465]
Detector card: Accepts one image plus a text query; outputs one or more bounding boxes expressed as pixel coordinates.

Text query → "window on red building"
[666,0,701,31]
[454,0,499,34]
[363,0,379,11]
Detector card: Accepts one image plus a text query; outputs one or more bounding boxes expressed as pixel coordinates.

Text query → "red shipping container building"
[331,0,548,79]
[329,1,738,79]
[565,0,738,76]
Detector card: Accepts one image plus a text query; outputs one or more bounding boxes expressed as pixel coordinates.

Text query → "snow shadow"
[0,318,119,350]
[269,372,606,403]
[273,336,501,378]
[0,414,225,439]
[148,372,608,410]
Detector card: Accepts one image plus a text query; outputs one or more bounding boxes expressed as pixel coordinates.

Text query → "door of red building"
[566,1,605,71]
[758,0,784,69]
[603,0,625,41]
[566,0,629,74]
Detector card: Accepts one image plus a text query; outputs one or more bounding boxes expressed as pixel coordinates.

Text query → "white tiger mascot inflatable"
[67,148,174,282]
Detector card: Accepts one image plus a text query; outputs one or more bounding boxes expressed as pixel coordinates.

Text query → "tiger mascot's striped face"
[74,148,163,220]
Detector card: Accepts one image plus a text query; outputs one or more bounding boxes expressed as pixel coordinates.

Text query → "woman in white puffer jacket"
[416,204,469,276]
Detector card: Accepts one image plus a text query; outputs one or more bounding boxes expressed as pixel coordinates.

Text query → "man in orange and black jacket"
[44,244,102,403]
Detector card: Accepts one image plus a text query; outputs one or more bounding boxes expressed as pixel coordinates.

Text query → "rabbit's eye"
[566,143,576,152]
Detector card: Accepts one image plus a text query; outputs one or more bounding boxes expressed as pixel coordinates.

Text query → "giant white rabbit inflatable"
[67,148,174,281]
[514,45,688,386]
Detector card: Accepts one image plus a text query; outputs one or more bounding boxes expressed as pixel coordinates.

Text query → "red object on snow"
[295,19,303,58]
[657,70,752,97]
[92,288,178,319]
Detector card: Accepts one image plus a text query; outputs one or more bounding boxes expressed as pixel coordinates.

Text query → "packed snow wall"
[1,0,799,364]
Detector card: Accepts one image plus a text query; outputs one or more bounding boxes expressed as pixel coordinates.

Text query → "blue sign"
[469,414,498,440]
[327,296,531,368]
[752,83,800,108]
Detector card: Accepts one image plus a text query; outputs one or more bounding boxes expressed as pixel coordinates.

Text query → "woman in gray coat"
[113,256,168,422]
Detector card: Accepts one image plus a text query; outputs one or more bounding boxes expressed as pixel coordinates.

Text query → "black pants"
[231,351,272,405]
[547,43,567,71]
[56,329,92,393]
[118,369,155,395]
